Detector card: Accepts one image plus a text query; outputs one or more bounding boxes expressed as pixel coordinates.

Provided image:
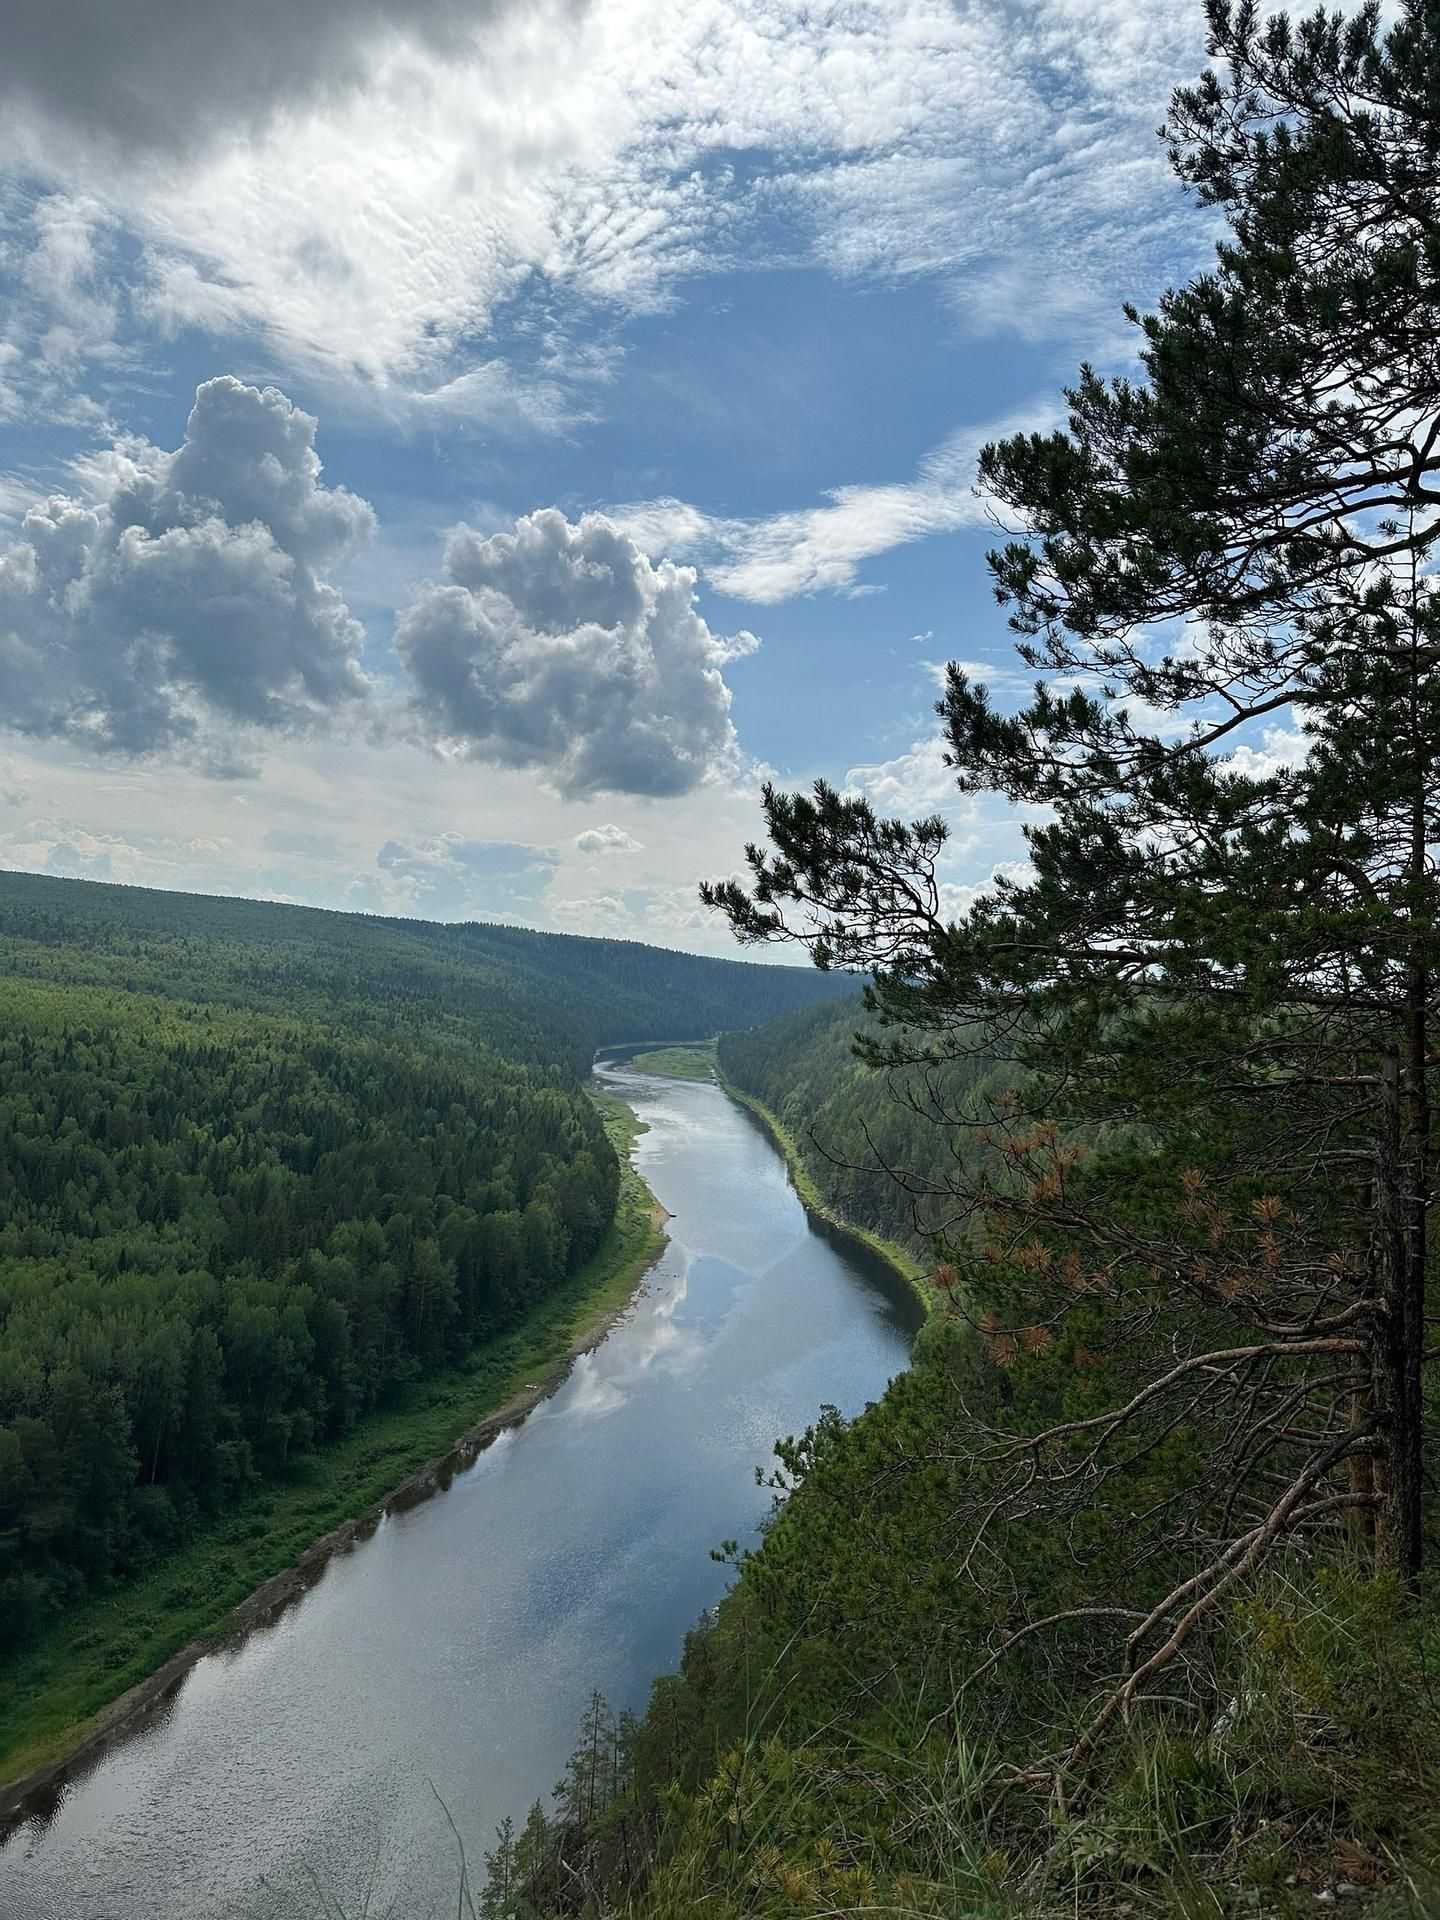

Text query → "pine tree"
[479,1814,519,1920]
[709,0,1440,1589]
[704,0,1440,1785]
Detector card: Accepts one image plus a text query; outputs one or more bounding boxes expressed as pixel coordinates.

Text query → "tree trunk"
[1400,959,1430,1582]
[1373,999,1427,1586]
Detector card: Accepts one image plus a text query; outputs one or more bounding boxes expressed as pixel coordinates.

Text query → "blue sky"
[0,0,1241,952]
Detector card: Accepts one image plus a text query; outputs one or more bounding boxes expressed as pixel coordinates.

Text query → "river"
[1,1065,921,1919]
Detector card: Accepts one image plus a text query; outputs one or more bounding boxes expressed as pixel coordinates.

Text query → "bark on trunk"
[1400,962,1430,1581]
[1373,994,1427,1585]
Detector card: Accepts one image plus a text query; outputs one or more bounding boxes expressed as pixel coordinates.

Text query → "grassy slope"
[0,1091,663,1789]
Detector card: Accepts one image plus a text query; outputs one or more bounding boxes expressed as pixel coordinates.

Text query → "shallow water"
[2,1066,920,1918]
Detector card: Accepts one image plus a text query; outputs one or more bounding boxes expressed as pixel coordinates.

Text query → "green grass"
[0,1101,665,1790]
[625,1043,717,1080]
[589,1079,653,1154]
[715,1068,936,1314]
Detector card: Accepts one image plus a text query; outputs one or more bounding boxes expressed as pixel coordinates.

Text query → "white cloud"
[397,508,758,797]
[615,405,1052,603]
[574,822,642,854]
[0,474,39,526]
[0,763,31,808]
[0,1,1209,400]
[551,889,633,930]
[0,814,144,883]
[1226,722,1311,781]
[938,860,1034,921]
[552,879,709,941]
[0,191,130,421]
[22,194,120,377]
[843,733,960,815]
[0,376,374,757]
[844,730,1040,904]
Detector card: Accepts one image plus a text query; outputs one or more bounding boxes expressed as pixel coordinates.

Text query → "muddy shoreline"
[0,1198,671,1835]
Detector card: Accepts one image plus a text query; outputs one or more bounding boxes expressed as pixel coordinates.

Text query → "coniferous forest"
[0,869,848,1664]
[716,997,1014,1253]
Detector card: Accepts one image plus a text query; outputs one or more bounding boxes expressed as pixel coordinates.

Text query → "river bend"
[2,1066,920,1918]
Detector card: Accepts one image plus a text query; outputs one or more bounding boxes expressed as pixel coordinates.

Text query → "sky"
[0,0,1228,955]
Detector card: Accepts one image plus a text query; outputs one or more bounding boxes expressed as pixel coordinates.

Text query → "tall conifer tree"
[707,0,1440,1590]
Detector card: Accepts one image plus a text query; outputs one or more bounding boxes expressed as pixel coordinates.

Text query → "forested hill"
[0,869,851,1077]
[508,1004,1440,1916]
[717,993,1014,1254]
[0,869,846,1669]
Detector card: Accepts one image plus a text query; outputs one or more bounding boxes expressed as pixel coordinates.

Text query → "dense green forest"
[0,869,851,1079]
[0,870,846,1664]
[717,997,1013,1255]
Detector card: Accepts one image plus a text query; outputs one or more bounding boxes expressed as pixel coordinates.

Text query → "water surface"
[2,1067,919,1918]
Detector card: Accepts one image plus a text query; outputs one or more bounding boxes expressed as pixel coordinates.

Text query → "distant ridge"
[0,866,853,1074]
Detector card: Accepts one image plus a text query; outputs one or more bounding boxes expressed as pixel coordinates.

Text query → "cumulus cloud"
[1226,722,1311,781]
[574,822,642,855]
[844,734,961,815]
[0,375,374,757]
[938,863,1035,922]
[552,879,708,940]
[397,509,757,799]
[44,835,116,879]
[0,815,143,883]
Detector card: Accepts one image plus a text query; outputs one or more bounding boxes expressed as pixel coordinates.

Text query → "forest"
[717,997,1013,1254]
[0,869,845,1663]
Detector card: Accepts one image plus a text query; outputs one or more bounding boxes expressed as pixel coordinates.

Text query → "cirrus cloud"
[614,402,1054,604]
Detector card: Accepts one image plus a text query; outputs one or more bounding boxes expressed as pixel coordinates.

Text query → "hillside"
[0,869,853,1078]
[502,1006,1440,1917]
[0,871,848,1714]
[717,994,1014,1255]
